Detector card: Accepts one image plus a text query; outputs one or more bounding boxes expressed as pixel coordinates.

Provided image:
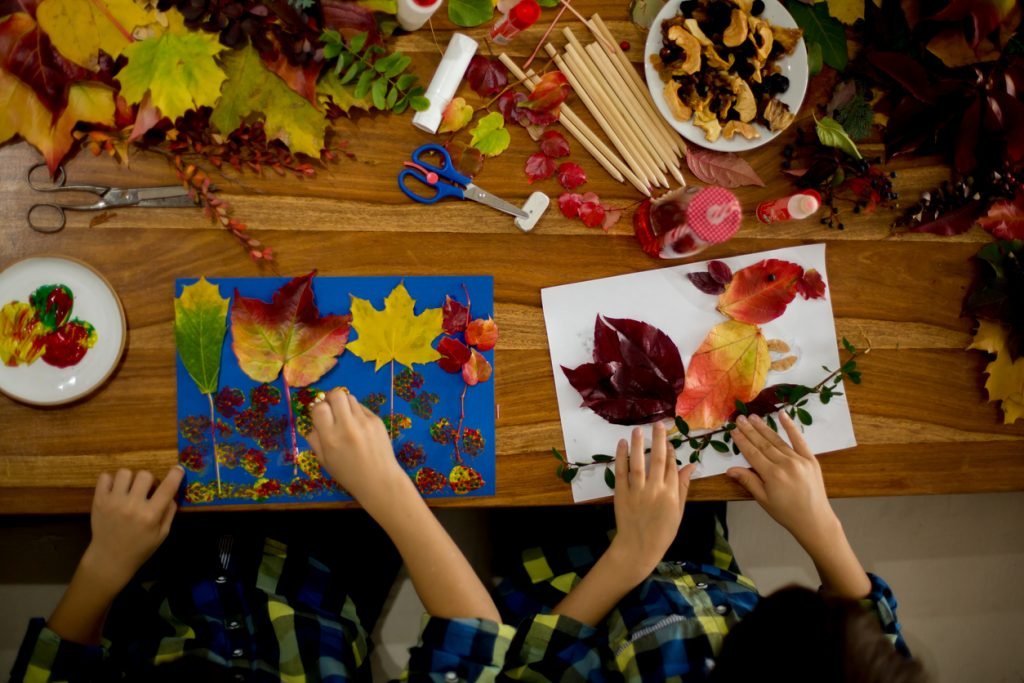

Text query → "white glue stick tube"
[412,33,479,134]
[397,0,442,32]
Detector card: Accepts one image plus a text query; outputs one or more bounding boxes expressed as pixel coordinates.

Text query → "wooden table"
[2,6,1023,513]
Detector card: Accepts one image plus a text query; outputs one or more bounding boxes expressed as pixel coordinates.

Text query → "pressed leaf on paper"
[462,348,492,386]
[717,259,826,324]
[967,320,1024,424]
[116,11,226,121]
[347,282,442,371]
[174,278,229,395]
[562,315,685,425]
[675,320,770,430]
[36,0,157,69]
[211,44,325,157]
[466,318,498,351]
[442,295,469,335]
[231,272,351,387]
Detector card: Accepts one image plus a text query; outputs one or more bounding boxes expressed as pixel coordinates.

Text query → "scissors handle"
[397,168,466,204]
[26,204,67,233]
[27,163,109,195]
[410,144,472,187]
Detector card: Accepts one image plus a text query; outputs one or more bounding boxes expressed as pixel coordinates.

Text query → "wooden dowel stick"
[498,54,651,196]
[588,13,687,157]
[583,37,683,162]
[585,42,686,185]
[544,44,656,191]
[559,45,669,187]
[563,41,673,183]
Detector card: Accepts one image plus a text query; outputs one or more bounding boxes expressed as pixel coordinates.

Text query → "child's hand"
[728,413,840,551]
[307,389,414,514]
[608,423,697,582]
[81,466,183,595]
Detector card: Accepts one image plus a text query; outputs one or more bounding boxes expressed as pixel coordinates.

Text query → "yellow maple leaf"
[821,0,863,26]
[37,0,158,70]
[967,320,1024,424]
[347,283,442,371]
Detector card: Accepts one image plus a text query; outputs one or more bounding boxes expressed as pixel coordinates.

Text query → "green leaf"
[797,399,808,407]
[689,451,701,463]
[842,337,856,354]
[316,70,374,113]
[669,438,683,449]
[766,414,778,432]
[386,54,413,78]
[723,431,731,443]
[339,60,362,85]
[820,392,832,404]
[675,416,690,435]
[538,0,558,6]
[373,53,398,74]
[796,408,813,426]
[834,93,873,141]
[397,73,418,90]
[848,371,862,384]
[807,41,823,75]
[211,44,326,157]
[604,467,616,489]
[732,442,740,455]
[354,69,375,99]
[688,438,701,450]
[734,400,749,416]
[174,278,229,395]
[349,31,368,54]
[551,447,564,462]
[723,422,736,431]
[566,467,578,482]
[816,116,862,160]
[386,84,399,108]
[448,0,493,27]
[410,95,430,112]
[788,1,848,71]
[557,463,564,479]
[591,453,614,463]
[710,440,729,453]
[371,77,387,109]
[469,111,511,156]
[393,98,409,114]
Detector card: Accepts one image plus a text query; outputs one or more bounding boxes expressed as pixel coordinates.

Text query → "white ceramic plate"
[0,257,126,406]
[643,0,809,152]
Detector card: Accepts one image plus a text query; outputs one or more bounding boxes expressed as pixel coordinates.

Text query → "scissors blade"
[135,195,200,208]
[463,184,529,219]
[132,186,193,202]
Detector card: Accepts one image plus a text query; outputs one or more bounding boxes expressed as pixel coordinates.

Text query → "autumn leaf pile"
[0,0,411,174]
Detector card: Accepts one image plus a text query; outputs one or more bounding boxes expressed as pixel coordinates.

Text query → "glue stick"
[755,190,821,224]
[489,0,541,45]
[396,0,442,32]
[412,33,479,134]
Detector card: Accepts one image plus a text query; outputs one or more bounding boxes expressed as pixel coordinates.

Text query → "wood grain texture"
[1,4,1022,512]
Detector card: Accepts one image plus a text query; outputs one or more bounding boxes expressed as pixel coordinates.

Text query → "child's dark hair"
[710,586,928,683]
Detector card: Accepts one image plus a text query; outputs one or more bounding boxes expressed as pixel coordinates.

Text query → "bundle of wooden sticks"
[500,14,687,197]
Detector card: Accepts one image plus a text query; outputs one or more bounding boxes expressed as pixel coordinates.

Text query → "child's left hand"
[80,466,184,595]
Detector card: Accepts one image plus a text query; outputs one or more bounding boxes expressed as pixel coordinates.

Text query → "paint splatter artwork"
[0,284,97,368]
[174,273,497,506]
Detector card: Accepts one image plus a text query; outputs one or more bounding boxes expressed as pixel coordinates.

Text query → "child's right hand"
[307,389,415,514]
[728,413,841,551]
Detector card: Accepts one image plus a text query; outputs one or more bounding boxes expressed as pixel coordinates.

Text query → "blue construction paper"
[175,275,496,507]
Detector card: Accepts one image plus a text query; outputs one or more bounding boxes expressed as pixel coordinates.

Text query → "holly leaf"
[562,315,685,425]
[557,162,587,190]
[967,320,1024,424]
[116,11,226,121]
[469,111,510,157]
[0,72,114,172]
[466,55,507,97]
[462,348,492,385]
[448,0,492,27]
[525,152,556,183]
[231,272,351,387]
[685,148,765,188]
[211,44,325,157]
[36,0,156,70]
[466,317,498,351]
[788,1,847,71]
[977,191,1024,240]
[539,130,570,158]
[438,96,473,134]
[174,277,229,396]
[718,259,812,324]
[520,71,569,113]
[347,282,442,371]
[675,320,770,430]
[815,116,862,160]
[442,295,469,334]
[438,336,471,372]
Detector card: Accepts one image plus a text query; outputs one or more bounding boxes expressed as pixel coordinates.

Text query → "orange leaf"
[675,320,769,429]
[462,348,492,386]
[230,272,350,387]
[717,259,807,324]
[466,317,498,351]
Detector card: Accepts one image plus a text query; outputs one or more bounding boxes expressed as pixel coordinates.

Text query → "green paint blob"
[29,284,74,331]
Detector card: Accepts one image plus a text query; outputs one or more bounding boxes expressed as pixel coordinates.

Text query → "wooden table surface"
[2,5,1023,513]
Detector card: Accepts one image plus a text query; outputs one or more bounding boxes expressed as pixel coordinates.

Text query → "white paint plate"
[643,0,809,152]
[0,256,125,406]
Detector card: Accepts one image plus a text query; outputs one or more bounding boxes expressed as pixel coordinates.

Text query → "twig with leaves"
[321,30,429,113]
[552,338,868,488]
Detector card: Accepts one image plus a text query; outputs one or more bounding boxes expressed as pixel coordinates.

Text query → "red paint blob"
[41,322,92,368]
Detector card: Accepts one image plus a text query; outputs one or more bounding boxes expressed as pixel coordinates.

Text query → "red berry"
[619,40,630,51]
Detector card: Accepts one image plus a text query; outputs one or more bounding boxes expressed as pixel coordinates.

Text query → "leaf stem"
[207,392,221,494]
[283,380,299,476]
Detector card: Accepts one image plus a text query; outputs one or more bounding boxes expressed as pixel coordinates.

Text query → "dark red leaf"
[539,130,570,158]
[688,272,726,295]
[525,152,556,183]
[731,384,802,418]
[443,140,485,178]
[498,90,559,127]
[438,337,471,373]
[866,51,936,103]
[519,71,569,113]
[466,55,508,98]
[796,268,827,299]
[321,0,381,43]
[442,295,469,335]
[558,192,583,218]
[956,96,982,175]
[909,200,984,235]
[563,315,685,425]
[578,201,605,228]
[556,162,587,190]
[708,260,733,285]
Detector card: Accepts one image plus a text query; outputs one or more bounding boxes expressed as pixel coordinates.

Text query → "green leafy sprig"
[321,30,429,114]
[553,339,868,489]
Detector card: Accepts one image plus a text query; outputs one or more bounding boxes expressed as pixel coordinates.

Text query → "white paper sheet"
[541,244,856,503]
